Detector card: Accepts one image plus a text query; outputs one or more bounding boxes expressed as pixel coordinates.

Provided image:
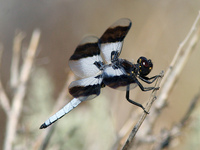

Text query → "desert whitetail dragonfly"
[40,18,160,129]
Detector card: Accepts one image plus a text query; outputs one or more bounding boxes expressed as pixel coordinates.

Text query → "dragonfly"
[40,18,160,129]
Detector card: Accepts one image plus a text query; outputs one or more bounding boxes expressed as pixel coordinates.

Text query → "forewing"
[99,18,132,64]
[69,75,103,101]
[69,36,103,78]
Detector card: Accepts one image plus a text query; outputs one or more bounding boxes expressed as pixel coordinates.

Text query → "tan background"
[0,0,200,150]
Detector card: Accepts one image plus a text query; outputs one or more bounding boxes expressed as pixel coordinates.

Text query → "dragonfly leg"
[139,74,161,84]
[135,78,159,91]
[126,85,149,114]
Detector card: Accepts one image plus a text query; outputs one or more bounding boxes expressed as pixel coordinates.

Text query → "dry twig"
[122,71,164,150]
[142,11,200,139]
[115,11,200,150]
[0,47,11,116]
[153,90,200,150]
[135,11,200,147]
[3,29,41,150]
[10,31,26,88]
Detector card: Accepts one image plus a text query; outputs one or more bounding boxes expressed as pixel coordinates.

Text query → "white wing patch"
[69,55,103,78]
[103,66,124,77]
[69,75,102,88]
[101,42,123,64]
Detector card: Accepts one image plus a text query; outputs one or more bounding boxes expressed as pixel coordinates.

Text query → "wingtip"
[39,123,47,129]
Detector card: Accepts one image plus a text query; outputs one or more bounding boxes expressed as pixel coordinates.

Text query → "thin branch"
[0,79,11,116]
[10,31,26,88]
[161,11,200,86]
[153,12,200,113]
[135,11,200,142]
[4,29,41,150]
[137,10,200,147]
[115,11,200,150]
[180,90,200,126]
[0,46,11,116]
[122,71,164,150]
[153,89,200,150]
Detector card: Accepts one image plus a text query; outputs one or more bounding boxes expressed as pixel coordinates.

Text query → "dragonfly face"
[40,18,160,129]
[137,56,153,77]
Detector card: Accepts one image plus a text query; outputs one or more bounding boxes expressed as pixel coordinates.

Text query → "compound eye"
[142,60,149,67]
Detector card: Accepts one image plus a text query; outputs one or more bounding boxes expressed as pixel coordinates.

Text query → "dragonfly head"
[137,56,153,77]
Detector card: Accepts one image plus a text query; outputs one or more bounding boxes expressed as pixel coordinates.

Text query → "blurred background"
[0,0,200,150]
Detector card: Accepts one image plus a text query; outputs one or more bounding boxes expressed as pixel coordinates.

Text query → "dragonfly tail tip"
[39,123,47,129]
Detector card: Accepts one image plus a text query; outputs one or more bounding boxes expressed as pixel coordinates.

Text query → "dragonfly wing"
[99,18,132,64]
[69,75,103,101]
[69,36,103,78]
